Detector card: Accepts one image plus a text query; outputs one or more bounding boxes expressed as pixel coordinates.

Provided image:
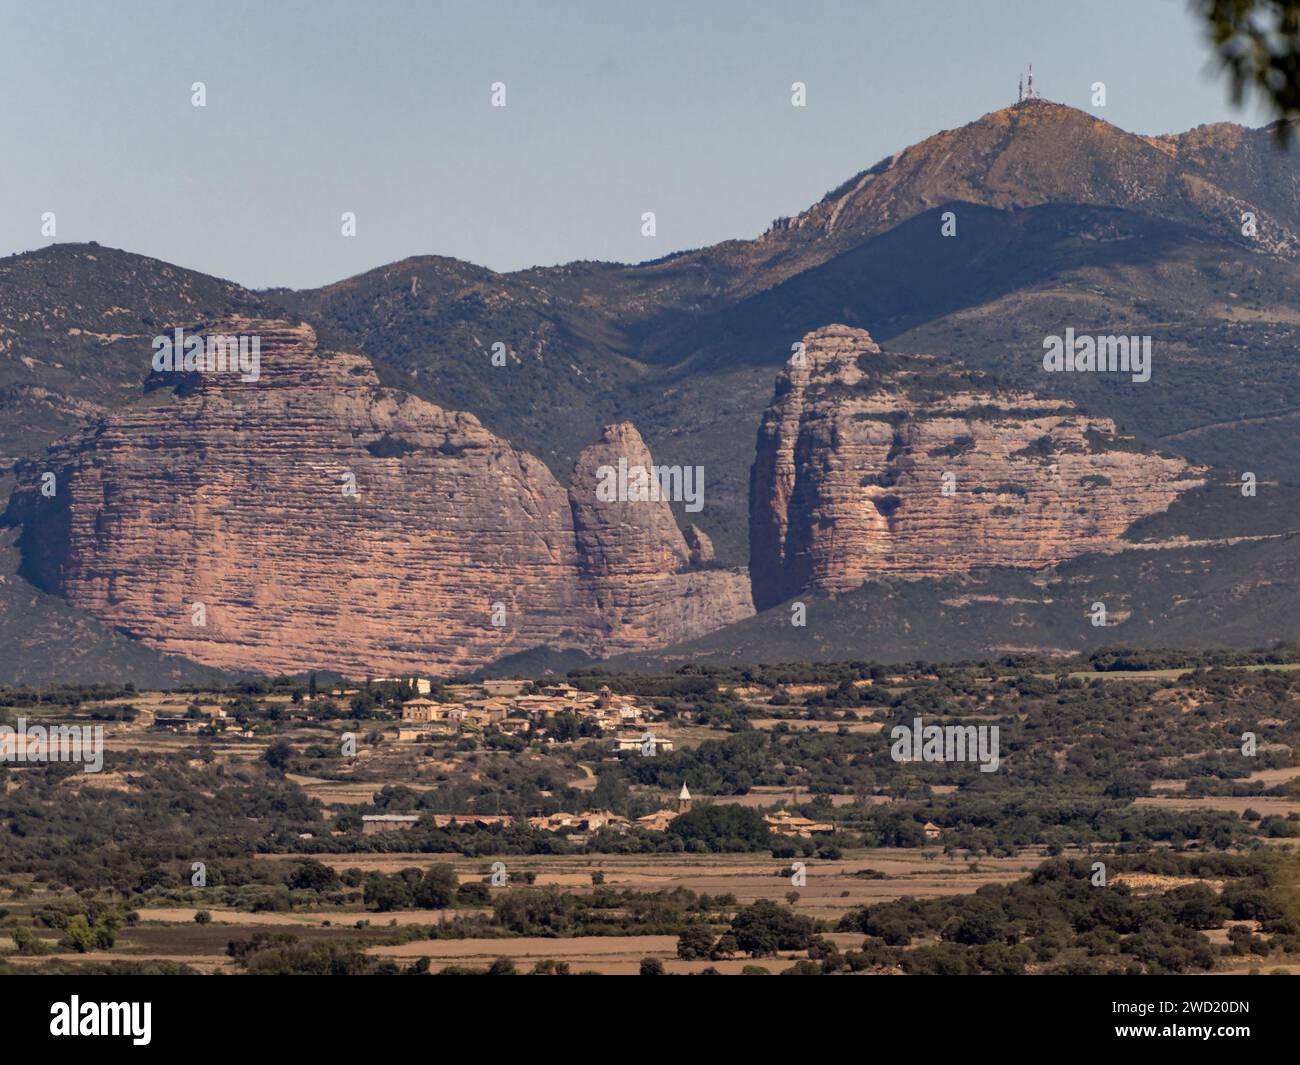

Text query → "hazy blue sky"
[1,0,1273,289]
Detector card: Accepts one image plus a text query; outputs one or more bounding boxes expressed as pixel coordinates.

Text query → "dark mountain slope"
[0,244,263,466]
[270,255,650,476]
[608,532,1300,670]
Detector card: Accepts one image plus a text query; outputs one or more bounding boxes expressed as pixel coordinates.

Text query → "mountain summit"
[757,99,1299,276]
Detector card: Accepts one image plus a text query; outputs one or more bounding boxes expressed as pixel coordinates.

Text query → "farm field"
[4,653,1298,977]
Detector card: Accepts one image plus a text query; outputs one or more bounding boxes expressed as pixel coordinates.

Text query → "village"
[146,679,676,751]
[357,782,840,841]
[387,680,691,838]
[346,679,837,841]
[391,681,674,753]
[142,676,900,845]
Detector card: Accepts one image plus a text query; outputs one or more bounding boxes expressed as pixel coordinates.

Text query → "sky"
[0,0,1275,290]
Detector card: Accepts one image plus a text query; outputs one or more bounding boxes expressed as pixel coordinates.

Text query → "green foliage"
[729,899,816,957]
[676,923,716,960]
[412,865,460,909]
[667,805,771,852]
[1196,0,1300,141]
[836,853,1286,975]
[58,912,118,953]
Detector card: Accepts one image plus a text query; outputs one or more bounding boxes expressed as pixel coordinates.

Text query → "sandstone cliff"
[749,325,1205,609]
[8,319,751,675]
[570,422,752,651]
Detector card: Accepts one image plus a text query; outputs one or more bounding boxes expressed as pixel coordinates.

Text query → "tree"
[1168,883,1230,930]
[263,740,294,770]
[487,956,517,976]
[1196,0,1300,141]
[729,899,816,957]
[286,858,340,892]
[710,933,739,960]
[11,926,47,956]
[59,914,97,953]
[676,924,715,960]
[456,881,491,906]
[639,957,665,976]
[413,865,459,909]
[947,910,1002,946]
[364,875,412,913]
[667,805,770,852]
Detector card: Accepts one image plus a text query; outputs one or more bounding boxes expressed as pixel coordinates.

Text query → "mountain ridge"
[2,100,1297,681]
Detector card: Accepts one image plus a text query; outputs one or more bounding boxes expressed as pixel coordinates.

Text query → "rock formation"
[7,319,751,675]
[749,325,1204,609]
[569,423,752,652]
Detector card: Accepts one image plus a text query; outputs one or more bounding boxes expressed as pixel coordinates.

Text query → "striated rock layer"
[749,325,1204,609]
[569,422,752,652]
[8,319,752,675]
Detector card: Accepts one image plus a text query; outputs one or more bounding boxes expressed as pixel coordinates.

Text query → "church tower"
[678,782,692,813]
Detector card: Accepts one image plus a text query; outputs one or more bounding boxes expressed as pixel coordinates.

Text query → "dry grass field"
[252,847,1044,923]
[1134,795,1300,817]
[366,930,894,974]
[0,845,1052,975]
[5,659,1296,978]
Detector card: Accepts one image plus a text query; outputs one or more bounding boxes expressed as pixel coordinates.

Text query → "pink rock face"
[749,325,1204,609]
[570,422,693,579]
[11,319,751,676]
[569,422,753,651]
